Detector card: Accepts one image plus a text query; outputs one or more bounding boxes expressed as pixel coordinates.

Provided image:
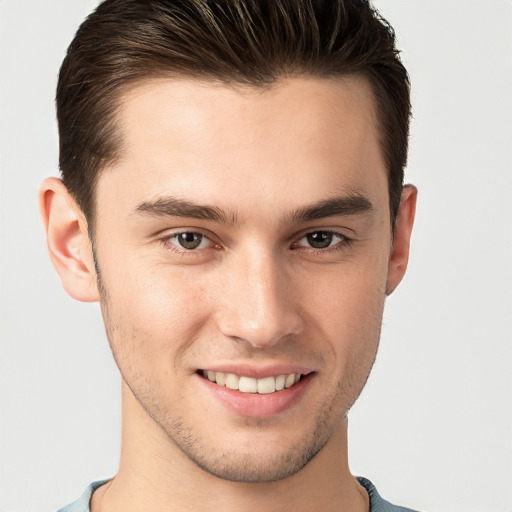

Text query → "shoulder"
[57,480,109,512]
[357,477,422,512]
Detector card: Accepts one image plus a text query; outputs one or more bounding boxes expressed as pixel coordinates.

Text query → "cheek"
[301,254,388,362]
[99,261,212,372]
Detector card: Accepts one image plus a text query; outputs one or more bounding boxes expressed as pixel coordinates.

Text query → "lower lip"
[196,373,314,418]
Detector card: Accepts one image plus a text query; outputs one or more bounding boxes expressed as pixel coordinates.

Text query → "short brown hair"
[57,0,410,228]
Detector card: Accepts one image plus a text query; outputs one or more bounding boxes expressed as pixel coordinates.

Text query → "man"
[39,0,418,510]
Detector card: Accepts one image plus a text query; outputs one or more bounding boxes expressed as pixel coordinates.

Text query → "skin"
[40,75,416,512]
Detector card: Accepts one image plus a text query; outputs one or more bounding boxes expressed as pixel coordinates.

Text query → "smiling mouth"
[200,370,303,395]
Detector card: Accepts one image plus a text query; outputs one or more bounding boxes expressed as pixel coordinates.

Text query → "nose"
[216,247,304,349]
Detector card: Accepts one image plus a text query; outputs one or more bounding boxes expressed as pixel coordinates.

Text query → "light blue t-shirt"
[57,477,420,511]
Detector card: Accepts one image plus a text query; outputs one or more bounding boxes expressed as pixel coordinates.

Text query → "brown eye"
[295,231,346,250]
[173,232,209,250]
[306,232,333,249]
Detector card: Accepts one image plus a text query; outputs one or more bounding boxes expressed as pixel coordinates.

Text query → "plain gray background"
[1,1,511,511]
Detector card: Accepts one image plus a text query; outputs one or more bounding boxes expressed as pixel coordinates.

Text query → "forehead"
[97,75,387,221]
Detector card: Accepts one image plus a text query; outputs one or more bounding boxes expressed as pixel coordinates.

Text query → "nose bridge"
[217,245,302,348]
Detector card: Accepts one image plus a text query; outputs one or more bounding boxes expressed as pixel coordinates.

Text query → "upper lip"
[198,363,314,379]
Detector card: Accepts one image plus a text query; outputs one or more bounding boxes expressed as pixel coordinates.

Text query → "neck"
[92,383,368,512]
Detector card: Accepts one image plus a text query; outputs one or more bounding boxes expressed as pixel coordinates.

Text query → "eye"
[168,232,212,250]
[295,231,347,250]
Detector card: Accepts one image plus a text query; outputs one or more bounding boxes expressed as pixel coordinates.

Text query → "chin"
[188,442,325,483]
[163,412,336,484]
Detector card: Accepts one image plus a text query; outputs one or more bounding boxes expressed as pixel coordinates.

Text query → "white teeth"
[239,376,258,393]
[215,372,226,386]
[225,373,239,390]
[275,374,285,391]
[257,376,276,394]
[202,371,302,394]
[284,374,296,389]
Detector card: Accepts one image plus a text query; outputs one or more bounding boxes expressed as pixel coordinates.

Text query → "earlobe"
[39,177,100,302]
[386,184,417,295]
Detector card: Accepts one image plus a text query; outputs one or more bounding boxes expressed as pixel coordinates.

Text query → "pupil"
[178,232,202,249]
[307,232,332,249]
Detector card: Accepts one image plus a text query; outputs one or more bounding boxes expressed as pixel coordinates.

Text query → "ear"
[386,184,417,295]
[39,177,100,302]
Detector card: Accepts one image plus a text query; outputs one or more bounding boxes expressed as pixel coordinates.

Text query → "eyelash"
[291,230,353,253]
[160,229,353,256]
[160,231,218,256]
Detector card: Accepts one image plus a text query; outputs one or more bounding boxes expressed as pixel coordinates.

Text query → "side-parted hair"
[57,0,410,228]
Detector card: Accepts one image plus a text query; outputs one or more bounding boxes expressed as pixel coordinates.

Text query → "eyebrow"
[134,193,373,225]
[135,197,237,224]
[287,194,374,223]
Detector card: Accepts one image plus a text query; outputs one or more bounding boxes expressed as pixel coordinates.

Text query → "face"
[93,76,395,482]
